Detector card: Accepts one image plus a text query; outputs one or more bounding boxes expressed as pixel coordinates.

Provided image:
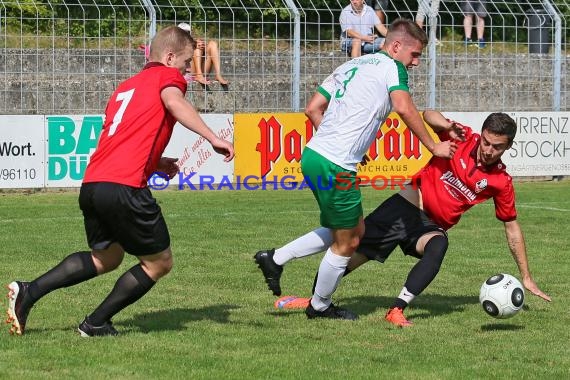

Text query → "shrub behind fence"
[0,0,568,114]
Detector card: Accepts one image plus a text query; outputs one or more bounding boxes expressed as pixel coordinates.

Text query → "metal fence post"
[543,1,562,111]
[284,0,301,112]
[141,0,156,43]
[427,14,437,109]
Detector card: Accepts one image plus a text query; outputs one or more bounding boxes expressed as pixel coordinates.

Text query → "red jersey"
[83,62,187,187]
[413,125,517,230]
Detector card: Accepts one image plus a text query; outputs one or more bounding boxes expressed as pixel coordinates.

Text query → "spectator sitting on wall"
[177,23,229,90]
[340,0,388,58]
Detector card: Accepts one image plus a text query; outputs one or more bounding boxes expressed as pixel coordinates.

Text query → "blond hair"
[148,26,195,61]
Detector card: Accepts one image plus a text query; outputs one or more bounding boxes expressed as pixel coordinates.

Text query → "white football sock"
[311,249,350,311]
[273,227,333,266]
[397,286,416,305]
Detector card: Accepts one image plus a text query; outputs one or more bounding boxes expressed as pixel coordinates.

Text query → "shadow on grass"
[267,293,479,320]
[345,294,479,319]
[20,304,241,335]
[119,304,240,333]
[480,323,525,331]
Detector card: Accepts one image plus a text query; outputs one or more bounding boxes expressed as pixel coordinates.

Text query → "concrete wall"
[0,48,565,114]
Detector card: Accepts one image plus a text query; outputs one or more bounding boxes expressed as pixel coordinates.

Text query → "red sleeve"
[493,174,517,222]
[160,68,187,95]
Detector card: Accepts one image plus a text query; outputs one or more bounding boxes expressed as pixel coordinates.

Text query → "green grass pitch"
[0,181,568,379]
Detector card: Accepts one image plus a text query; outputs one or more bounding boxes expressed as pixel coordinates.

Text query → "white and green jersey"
[306,51,409,172]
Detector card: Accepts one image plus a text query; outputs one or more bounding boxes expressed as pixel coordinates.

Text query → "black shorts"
[357,194,446,262]
[79,182,170,256]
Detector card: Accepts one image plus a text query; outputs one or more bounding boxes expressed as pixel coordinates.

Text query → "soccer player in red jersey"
[6,26,234,337]
[255,110,551,326]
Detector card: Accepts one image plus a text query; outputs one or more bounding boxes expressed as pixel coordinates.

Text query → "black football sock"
[392,298,408,310]
[88,264,155,326]
[391,235,448,310]
[27,251,97,304]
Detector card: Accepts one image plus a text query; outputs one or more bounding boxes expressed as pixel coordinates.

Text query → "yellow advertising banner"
[234,112,439,185]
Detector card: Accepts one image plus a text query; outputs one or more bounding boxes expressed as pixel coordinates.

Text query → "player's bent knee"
[425,234,449,271]
[156,254,173,278]
[139,249,173,280]
[92,243,125,273]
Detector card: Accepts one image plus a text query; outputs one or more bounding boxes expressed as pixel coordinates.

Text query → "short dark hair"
[482,113,517,144]
[385,18,428,47]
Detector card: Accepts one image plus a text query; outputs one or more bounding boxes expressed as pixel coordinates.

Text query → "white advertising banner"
[44,114,234,189]
[153,114,235,189]
[0,112,566,189]
[0,115,45,188]
[443,112,570,176]
[504,112,570,176]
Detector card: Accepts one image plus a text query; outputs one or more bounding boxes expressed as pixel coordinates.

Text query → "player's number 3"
[108,88,135,136]
[335,67,358,99]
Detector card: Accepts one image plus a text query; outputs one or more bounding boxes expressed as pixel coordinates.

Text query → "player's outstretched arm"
[422,109,452,132]
[161,86,234,162]
[422,110,465,141]
[390,91,455,158]
[504,220,552,302]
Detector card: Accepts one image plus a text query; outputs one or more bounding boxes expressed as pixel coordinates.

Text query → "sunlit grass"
[0,181,568,378]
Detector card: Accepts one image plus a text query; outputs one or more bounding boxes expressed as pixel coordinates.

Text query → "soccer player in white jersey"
[258,111,552,326]
[255,19,457,320]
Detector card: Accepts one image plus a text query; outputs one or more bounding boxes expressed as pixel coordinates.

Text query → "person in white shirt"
[340,0,388,57]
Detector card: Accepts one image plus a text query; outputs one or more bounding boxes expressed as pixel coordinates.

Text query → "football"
[479,273,525,319]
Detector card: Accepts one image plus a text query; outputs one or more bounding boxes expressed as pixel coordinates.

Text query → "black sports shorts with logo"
[79,182,170,256]
[357,193,447,262]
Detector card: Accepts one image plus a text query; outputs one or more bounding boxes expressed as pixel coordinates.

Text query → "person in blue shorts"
[340,0,388,57]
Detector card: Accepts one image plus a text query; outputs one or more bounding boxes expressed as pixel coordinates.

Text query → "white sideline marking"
[517,204,570,212]
[221,210,318,216]
[479,202,570,212]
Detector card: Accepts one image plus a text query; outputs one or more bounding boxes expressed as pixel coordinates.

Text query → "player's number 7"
[108,88,135,136]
